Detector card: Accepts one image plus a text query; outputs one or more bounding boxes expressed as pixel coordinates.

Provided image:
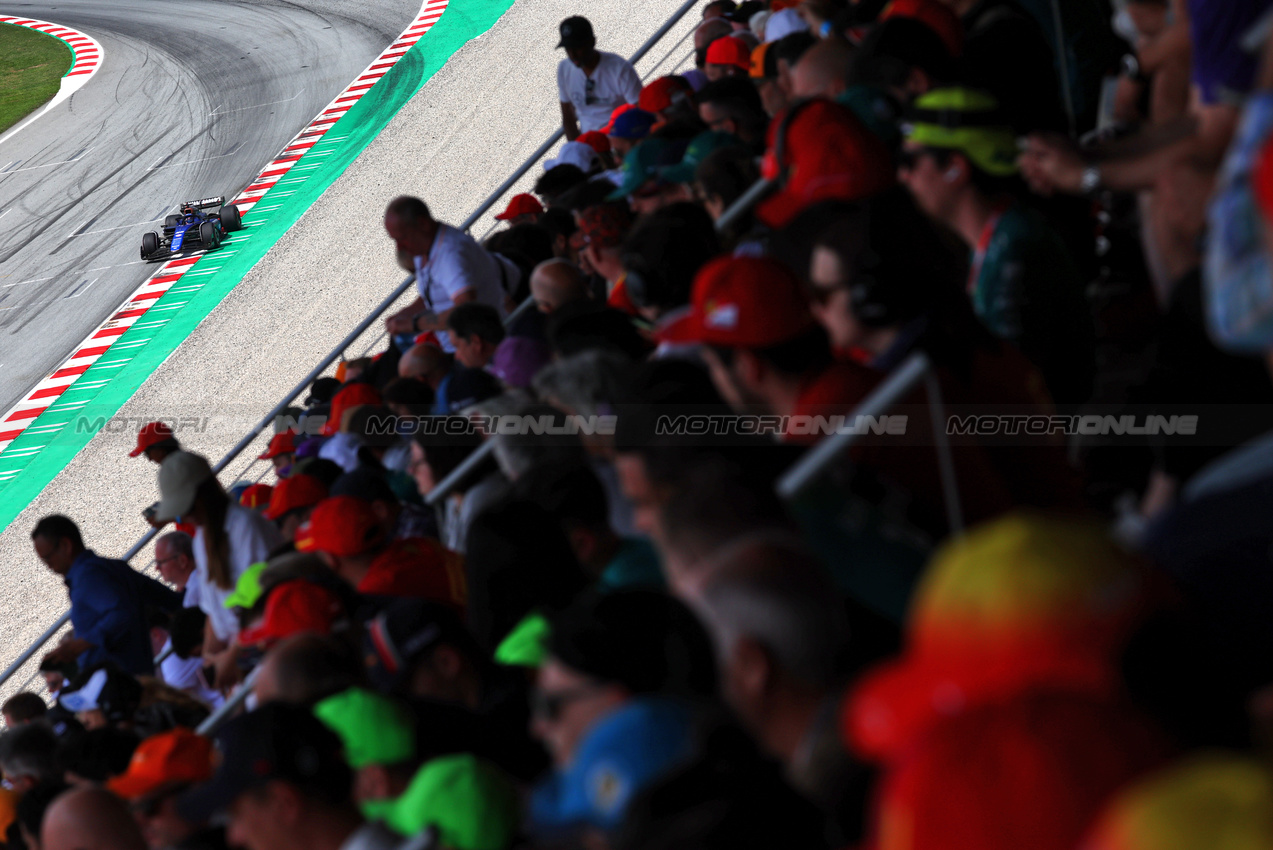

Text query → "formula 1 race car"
[140,197,242,260]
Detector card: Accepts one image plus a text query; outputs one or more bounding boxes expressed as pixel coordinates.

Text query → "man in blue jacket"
[32,515,181,676]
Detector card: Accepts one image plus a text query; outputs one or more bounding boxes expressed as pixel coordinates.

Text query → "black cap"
[363,598,481,693]
[725,0,764,23]
[177,704,350,823]
[330,466,398,504]
[548,589,718,698]
[556,16,595,49]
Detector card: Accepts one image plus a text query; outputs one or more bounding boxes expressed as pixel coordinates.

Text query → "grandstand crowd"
[8,0,1273,847]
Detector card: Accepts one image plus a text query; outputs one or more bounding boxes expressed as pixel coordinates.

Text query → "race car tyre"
[199,221,217,249]
[164,214,180,229]
[219,203,242,232]
[141,231,159,259]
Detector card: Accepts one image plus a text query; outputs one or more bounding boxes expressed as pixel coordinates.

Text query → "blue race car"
[140,197,242,260]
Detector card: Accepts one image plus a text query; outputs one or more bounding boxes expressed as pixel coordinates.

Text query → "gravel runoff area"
[0,0,698,697]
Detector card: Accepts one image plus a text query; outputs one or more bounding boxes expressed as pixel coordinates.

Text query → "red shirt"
[360,537,467,608]
[787,360,883,444]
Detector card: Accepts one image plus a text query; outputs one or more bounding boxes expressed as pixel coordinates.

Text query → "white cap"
[764,8,808,42]
[155,451,214,522]
[544,141,601,174]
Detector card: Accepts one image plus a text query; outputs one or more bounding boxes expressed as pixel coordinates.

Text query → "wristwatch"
[1080,165,1103,196]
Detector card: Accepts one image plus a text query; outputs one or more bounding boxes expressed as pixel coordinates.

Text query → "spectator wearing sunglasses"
[556,16,641,140]
[899,87,1095,405]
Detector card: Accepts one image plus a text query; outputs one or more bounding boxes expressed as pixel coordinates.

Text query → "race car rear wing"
[186,197,226,209]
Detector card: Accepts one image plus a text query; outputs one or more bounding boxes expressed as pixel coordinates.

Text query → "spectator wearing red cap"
[107,728,217,850]
[320,382,381,439]
[704,36,751,81]
[637,76,695,126]
[258,430,298,479]
[757,98,894,228]
[693,18,734,70]
[238,484,274,513]
[878,0,964,57]
[296,496,466,607]
[574,202,635,296]
[263,474,329,542]
[383,197,519,352]
[130,422,180,464]
[575,131,615,169]
[493,193,543,227]
[238,580,347,648]
[844,515,1167,850]
[683,255,878,438]
[556,15,641,139]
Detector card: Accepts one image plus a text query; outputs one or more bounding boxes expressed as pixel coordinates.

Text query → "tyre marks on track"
[0,0,450,462]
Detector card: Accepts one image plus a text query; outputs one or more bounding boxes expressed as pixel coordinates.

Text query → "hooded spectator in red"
[295,495,466,607]
[756,98,894,228]
[843,514,1167,850]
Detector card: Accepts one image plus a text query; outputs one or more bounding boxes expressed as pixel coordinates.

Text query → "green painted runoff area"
[0,0,516,532]
[0,22,74,134]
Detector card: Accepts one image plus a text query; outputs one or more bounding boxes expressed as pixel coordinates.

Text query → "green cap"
[606,137,687,201]
[223,562,268,610]
[494,612,551,668]
[312,688,415,769]
[905,87,1019,177]
[659,131,741,184]
[363,755,519,850]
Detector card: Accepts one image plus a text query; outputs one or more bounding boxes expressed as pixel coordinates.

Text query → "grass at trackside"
[0,22,74,134]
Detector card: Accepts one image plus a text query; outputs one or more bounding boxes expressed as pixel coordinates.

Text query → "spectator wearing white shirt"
[383,196,519,352]
[154,451,284,694]
[152,531,223,707]
[556,16,641,139]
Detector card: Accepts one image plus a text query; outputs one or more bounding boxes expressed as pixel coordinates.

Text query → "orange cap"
[295,495,384,556]
[107,728,215,799]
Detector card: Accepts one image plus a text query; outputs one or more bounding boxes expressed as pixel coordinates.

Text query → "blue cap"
[529,697,695,834]
[608,109,658,141]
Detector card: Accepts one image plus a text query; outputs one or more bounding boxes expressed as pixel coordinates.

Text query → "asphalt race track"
[0,0,420,415]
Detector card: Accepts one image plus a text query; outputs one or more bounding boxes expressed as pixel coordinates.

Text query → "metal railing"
[0,0,705,718]
[775,352,964,534]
